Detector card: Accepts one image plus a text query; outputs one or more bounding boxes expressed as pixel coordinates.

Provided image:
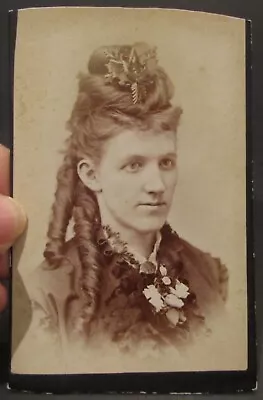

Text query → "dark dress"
[26,223,228,359]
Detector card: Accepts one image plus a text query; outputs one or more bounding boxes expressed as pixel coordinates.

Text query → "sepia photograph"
[10,7,248,376]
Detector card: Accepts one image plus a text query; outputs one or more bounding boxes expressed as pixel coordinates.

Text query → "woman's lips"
[139,202,166,206]
[138,202,167,210]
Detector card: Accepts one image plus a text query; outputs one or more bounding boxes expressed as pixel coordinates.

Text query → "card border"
[7,7,257,394]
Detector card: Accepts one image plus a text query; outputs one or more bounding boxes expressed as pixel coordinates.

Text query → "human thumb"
[0,195,27,253]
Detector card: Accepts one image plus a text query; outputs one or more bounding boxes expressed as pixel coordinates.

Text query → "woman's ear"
[77,159,102,192]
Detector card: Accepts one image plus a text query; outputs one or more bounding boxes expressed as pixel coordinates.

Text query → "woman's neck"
[119,228,157,259]
[99,212,157,259]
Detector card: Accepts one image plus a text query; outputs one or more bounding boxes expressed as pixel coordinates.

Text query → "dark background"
[0,0,262,398]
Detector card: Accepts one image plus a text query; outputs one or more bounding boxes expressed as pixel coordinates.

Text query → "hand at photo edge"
[0,145,27,312]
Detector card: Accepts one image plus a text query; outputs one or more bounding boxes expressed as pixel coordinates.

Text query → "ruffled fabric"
[85,223,209,352]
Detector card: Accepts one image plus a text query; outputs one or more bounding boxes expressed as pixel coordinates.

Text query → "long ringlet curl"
[43,43,183,333]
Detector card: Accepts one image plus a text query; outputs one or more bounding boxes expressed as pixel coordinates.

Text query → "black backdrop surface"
[0,0,263,398]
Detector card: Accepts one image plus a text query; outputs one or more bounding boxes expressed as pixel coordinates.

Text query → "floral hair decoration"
[103,42,158,104]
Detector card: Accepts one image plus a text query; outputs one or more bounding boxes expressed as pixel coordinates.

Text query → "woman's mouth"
[138,202,167,210]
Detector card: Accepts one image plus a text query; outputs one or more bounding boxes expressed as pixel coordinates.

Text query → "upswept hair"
[43,43,183,332]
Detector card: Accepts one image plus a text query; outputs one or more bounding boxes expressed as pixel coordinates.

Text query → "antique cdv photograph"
[8,5,254,392]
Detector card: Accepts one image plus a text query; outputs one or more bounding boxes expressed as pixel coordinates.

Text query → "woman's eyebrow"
[160,152,177,158]
[119,154,146,162]
[118,152,177,163]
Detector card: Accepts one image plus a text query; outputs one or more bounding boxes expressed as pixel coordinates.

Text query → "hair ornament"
[103,42,158,104]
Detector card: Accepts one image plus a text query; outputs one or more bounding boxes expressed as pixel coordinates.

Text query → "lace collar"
[129,231,162,268]
[100,225,162,273]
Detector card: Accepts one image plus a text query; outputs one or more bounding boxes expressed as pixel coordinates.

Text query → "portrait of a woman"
[11,41,229,372]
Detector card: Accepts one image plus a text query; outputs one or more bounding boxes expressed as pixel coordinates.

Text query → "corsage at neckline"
[142,265,191,327]
[97,224,194,328]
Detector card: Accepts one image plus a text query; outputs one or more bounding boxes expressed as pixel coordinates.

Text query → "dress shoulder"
[179,237,229,302]
[27,240,79,298]
[24,239,81,330]
[12,250,78,374]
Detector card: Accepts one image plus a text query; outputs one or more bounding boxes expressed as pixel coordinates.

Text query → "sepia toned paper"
[11,7,247,376]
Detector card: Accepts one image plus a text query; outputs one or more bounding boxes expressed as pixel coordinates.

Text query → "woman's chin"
[130,216,167,234]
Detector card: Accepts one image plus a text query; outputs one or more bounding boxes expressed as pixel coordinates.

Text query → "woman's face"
[94,128,178,234]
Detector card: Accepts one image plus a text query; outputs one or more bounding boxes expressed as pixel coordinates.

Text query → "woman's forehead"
[103,129,177,158]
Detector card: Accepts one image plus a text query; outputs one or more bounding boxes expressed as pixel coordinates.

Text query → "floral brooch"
[100,224,191,327]
[143,265,190,327]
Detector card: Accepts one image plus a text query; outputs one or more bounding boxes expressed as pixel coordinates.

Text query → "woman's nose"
[143,166,166,193]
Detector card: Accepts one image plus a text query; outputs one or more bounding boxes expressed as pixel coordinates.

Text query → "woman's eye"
[160,158,175,170]
[124,162,143,172]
